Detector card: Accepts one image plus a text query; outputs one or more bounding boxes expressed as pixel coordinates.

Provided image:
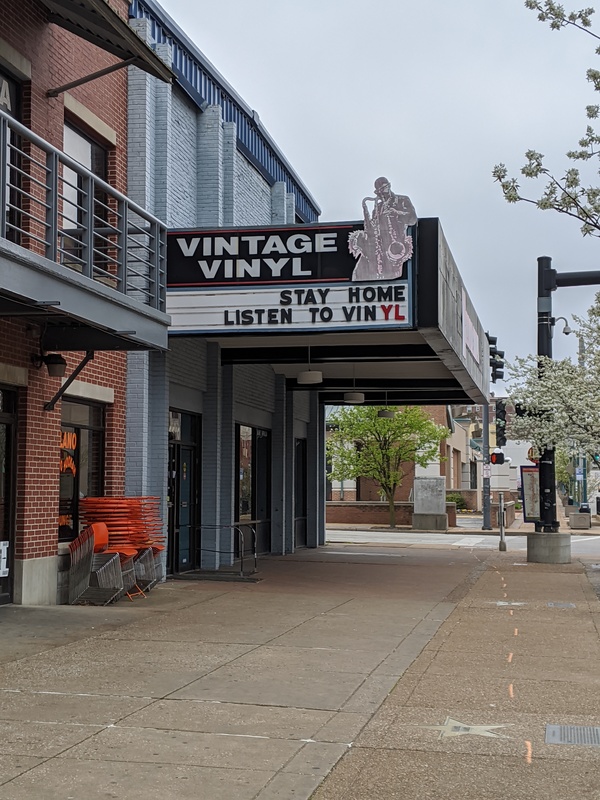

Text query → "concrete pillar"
[412,476,448,531]
[284,389,296,553]
[219,364,236,566]
[317,402,326,546]
[271,375,287,554]
[527,533,571,564]
[125,351,169,571]
[200,342,222,569]
[306,391,321,547]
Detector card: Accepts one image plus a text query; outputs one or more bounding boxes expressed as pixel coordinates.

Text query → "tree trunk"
[388,493,396,528]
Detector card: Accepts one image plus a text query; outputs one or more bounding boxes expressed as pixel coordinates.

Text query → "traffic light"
[592,454,600,467]
[490,451,505,465]
[486,332,505,383]
[495,399,507,447]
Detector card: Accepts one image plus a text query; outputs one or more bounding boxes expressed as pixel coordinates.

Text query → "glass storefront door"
[235,424,271,555]
[167,411,201,573]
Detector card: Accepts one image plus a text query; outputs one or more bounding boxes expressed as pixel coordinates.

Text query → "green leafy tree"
[493,2,600,235]
[326,406,449,528]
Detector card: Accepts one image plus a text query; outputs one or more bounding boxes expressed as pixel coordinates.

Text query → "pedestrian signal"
[490,452,505,465]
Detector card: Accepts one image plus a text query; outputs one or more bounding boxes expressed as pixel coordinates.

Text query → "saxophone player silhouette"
[349,177,417,282]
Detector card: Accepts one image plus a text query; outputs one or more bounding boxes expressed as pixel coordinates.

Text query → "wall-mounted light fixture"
[297,346,323,385]
[31,352,68,378]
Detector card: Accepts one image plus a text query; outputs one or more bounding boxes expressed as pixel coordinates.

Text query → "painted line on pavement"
[324,551,405,557]
[453,537,485,547]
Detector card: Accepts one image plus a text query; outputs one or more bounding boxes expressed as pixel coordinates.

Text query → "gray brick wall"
[168,338,207,392]
[234,365,275,413]
[234,154,272,226]
[294,391,311,423]
[126,41,319,569]
[165,89,198,227]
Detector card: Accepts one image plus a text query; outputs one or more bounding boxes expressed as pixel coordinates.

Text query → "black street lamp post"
[536,256,600,532]
[536,256,559,532]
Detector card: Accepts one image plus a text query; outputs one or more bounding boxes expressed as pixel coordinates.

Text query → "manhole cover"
[545,725,600,746]
[547,602,576,609]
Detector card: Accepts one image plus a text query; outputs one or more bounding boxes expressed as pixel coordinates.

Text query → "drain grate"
[545,725,600,746]
[547,602,576,609]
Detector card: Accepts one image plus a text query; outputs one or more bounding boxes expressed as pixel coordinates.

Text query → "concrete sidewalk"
[1,546,599,799]
[313,555,600,800]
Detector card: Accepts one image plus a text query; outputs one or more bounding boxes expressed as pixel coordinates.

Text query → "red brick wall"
[1,0,128,193]
[327,502,457,528]
[1,2,129,562]
[3,319,127,560]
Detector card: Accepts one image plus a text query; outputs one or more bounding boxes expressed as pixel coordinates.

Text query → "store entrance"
[0,389,17,604]
[167,411,201,573]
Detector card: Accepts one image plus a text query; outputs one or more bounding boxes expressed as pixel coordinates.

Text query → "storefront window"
[238,425,252,520]
[59,401,104,541]
[236,425,271,522]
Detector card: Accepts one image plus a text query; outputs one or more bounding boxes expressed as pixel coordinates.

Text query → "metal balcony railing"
[0,109,166,313]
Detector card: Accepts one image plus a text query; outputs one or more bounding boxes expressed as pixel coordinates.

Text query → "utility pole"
[537,256,559,532]
[482,402,492,530]
[579,337,588,505]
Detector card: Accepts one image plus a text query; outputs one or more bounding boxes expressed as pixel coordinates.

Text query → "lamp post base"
[527,533,571,564]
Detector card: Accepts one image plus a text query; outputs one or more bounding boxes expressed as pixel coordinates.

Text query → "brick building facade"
[0,0,171,603]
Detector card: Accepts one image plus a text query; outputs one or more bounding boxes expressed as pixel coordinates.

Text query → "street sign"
[527,447,539,464]
[483,464,491,479]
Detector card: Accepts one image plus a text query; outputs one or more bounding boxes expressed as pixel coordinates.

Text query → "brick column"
[197,106,224,226]
[271,181,287,224]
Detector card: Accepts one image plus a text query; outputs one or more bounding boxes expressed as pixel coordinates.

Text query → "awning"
[37,0,173,83]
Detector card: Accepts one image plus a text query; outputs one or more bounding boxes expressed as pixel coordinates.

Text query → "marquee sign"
[168,223,365,288]
[168,281,410,334]
[166,179,417,334]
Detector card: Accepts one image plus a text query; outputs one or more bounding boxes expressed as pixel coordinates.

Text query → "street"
[326,528,600,556]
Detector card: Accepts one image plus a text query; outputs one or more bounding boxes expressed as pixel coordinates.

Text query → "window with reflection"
[238,425,253,520]
[236,425,271,522]
[59,401,104,541]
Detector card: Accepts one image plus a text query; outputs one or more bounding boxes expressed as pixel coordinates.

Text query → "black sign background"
[167,222,365,287]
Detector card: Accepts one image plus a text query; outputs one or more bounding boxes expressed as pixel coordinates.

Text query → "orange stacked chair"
[80,497,166,599]
[80,496,165,554]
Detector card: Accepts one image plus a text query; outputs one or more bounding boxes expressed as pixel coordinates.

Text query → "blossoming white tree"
[493,2,600,235]
[507,292,600,458]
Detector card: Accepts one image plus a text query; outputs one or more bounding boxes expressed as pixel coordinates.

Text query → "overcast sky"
[159,0,600,374]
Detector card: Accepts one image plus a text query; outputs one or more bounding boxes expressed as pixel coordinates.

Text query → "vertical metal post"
[579,338,588,504]
[499,491,507,551]
[45,150,59,262]
[537,256,559,532]
[482,402,492,530]
[0,118,9,239]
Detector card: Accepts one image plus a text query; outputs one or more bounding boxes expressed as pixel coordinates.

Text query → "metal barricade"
[197,524,258,577]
